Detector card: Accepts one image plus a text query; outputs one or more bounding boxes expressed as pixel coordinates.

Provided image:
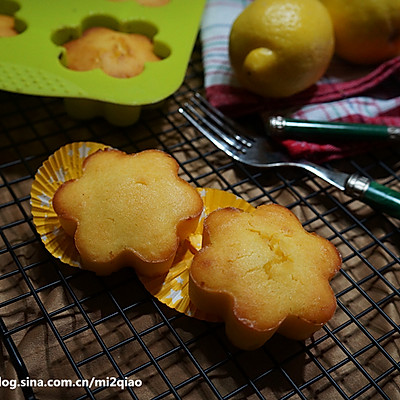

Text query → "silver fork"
[178,93,400,219]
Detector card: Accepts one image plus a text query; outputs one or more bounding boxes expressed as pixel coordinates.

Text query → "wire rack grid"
[0,42,400,400]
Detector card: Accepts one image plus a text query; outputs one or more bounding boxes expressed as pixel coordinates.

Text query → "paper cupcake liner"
[30,142,111,268]
[139,187,255,321]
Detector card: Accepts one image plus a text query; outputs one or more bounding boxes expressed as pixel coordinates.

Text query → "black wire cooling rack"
[1,41,400,400]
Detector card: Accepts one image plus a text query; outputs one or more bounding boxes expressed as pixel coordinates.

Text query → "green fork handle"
[268,116,400,141]
[345,174,400,219]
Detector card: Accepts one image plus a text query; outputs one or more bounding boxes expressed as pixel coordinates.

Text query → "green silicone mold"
[0,0,206,125]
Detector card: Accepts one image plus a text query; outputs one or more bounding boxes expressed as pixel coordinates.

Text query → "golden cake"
[0,15,17,37]
[189,204,342,350]
[62,27,161,78]
[52,148,203,276]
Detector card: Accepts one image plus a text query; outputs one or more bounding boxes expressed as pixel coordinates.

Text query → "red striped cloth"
[200,0,400,162]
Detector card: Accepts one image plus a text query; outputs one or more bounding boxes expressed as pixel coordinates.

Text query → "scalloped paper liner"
[139,187,256,321]
[30,141,111,268]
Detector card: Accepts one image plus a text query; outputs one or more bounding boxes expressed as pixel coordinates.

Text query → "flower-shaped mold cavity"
[53,15,170,78]
[52,15,171,125]
[0,0,26,36]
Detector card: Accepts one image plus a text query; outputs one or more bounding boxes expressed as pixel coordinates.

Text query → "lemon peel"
[321,0,400,65]
[228,0,334,98]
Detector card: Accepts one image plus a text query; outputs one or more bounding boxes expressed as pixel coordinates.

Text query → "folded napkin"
[200,0,400,162]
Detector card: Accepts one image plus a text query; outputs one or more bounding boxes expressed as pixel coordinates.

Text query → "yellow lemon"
[320,0,400,65]
[228,0,334,98]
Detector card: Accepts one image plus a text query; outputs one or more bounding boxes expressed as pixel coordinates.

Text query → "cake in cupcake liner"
[139,187,256,321]
[32,146,255,321]
[30,141,111,268]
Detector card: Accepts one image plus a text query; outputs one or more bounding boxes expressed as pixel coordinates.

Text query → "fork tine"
[178,105,244,161]
[190,93,253,148]
[183,101,247,153]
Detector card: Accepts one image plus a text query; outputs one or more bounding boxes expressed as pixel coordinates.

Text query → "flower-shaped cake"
[52,148,203,277]
[189,204,342,350]
[63,27,161,78]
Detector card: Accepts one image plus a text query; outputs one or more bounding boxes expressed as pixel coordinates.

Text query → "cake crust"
[53,148,203,276]
[189,204,342,350]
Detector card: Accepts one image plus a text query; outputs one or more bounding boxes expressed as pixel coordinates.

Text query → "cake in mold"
[0,15,17,37]
[189,204,342,350]
[52,148,203,277]
[62,26,161,78]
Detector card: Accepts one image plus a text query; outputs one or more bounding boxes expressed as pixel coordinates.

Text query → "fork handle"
[268,116,400,141]
[345,174,400,218]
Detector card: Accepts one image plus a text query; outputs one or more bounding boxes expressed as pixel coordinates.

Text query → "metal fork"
[178,93,400,219]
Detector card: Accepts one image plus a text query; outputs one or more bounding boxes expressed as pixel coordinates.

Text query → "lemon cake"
[52,148,203,276]
[63,27,161,78]
[189,204,341,350]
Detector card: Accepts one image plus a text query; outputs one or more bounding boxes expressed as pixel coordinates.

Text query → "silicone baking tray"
[0,0,205,124]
